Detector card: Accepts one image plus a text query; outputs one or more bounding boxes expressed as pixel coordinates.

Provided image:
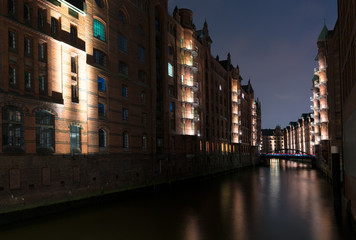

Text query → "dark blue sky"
[168,0,337,129]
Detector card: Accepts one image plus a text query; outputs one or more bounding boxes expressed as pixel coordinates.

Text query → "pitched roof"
[318,24,328,41]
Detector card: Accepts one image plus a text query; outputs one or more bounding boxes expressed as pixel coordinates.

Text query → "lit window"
[122,108,128,121]
[98,76,105,91]
[36,111,55,153]
[98,103,105,117]
[99,129,106,148]
[168,63,173,77]
[93,19,105,41]
[242,93,245,99]
[118,33,127,52]
[123,131,129,149]
[2,106,24,151]
[70,125,81,154]
[71,76,79,103]
[38,43,46,61]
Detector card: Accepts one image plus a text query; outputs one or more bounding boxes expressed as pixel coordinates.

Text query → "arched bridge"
[260,149,316,167]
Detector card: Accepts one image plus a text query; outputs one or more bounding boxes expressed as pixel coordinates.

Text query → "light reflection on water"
[0,163,355,240]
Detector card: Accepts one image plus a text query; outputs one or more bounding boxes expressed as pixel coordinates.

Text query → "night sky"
[168,0,337,129]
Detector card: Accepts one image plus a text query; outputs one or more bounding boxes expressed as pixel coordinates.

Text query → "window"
[138,70,146,83]
[24,37,31,56]
[142,113,147,127]
[39,74,46,94]
[168,45,173,55]
[122,85,128,98]
[118,33,127,53]
[71,56,77,73]
[138,25,144,35]
[2,106,24,152]
[122,108,128,121]
[38,9,44,29]
[138,45,145,62]
[93,19,105,41]
[118,11,126,24]
[99,129,106,148]
[71,76,79,103]
[168,85,174,97]
[123,131,129,150]
[98,103,105,117]
[93,49,106,66]
[180,38,183,48]
[36,111,55,153]
[95,0,104,8]
[8,31,16,50]
[9,67,16,86]
[25,71,32,89]
[24,3,30,21]
[38,43,46,61]
[119,61,128,76]
[70,25,77,43]
[142,135,147,151]
[168,63,173,77]
[70,125,81,154]
[98,76,105,91]
[8,0,15,14]
[170,102,174,112]
[51,17,58,36]
[141,92,146,104]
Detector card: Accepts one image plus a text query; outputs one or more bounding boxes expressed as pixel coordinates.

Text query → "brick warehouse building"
[0,0,261,214]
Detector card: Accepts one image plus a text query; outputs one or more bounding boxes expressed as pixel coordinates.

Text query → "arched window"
[24,3,30,21]
[142,134,147,151]
[99,129,106,148]
[36,110,55,153]
[123,131,129,150]
[93,18,105,41]
[119,11,126,24]
[2,106,24,152]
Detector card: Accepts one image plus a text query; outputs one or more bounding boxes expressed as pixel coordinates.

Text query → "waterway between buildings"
[0,160,355,240]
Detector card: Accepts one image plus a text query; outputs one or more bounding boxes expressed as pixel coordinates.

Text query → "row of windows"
[9,67,47,93]
[9,31,47,61]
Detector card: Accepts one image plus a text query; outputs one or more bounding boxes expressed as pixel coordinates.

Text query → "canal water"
[0,160,355,240]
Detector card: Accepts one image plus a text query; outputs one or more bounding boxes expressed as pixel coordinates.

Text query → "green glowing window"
[93,19,105,41]
[168,63,173,77]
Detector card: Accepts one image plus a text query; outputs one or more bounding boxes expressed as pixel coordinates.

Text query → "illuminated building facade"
[0,0,261,213]
[283,114,314,154]
[262,126,284,153]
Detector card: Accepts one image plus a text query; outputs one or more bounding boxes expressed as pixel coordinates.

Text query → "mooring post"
[331,146,341,215]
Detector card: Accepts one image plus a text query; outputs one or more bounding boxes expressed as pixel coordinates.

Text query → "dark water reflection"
[0,159,355,240]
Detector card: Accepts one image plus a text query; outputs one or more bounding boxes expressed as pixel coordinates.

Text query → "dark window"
[93,49,106,66]
[118,33,127,53]
[138,45,145,62]
[70,25,77,43]
[9,67,16,86]
[2,106,24,152]
[95,0,104,8]
[39,74,46,94]
[38,9,44,29]
[8,31,16,50]
[24,3,30,21]
[122,108,128,121]
[98,103,105,117]
[8,0,15,14]
[118,11,126,24]
[38,43,46,61]
[98,76,105,91]
[142,135,147,151]
[122,85,128,98]
[141,92,146,104]
[71,76,79,103]
[51,17,58,36]
[24,37,31,56]
[168,45,173,55]
[70,125,81,154]
[36,111,55,153]
[119,62,128,76]
[138,70,146,83]
[138,25,144,35]
[25,71,32,89]
[71,56,77,73]
[99,129,106,148]
[123,131,129,150]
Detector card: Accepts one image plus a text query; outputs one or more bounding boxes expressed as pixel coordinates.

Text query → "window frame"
[36,110,55,153]
[93,18,106,41]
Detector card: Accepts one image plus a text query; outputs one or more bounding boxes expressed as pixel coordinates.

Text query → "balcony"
[320,106,329,111]
[194,114,200,122]
[181,46,199,58]
[192,98,200,107]
[181,62,199,73]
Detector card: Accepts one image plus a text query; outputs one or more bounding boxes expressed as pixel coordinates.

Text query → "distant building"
[261,126,284,153]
